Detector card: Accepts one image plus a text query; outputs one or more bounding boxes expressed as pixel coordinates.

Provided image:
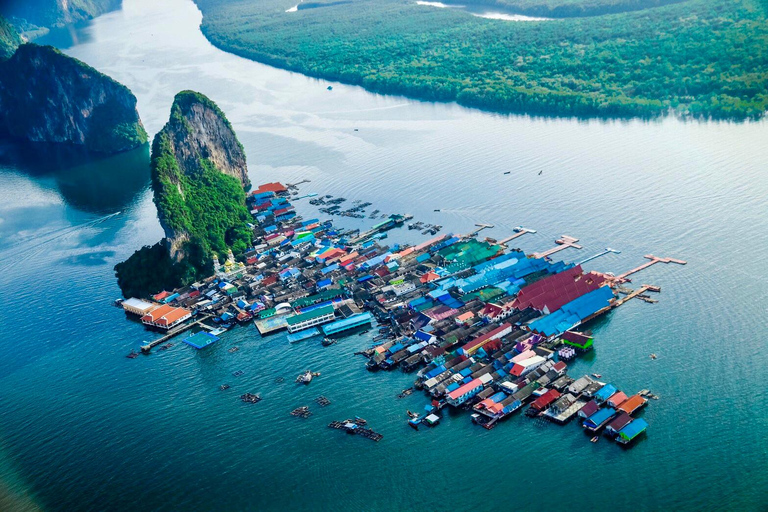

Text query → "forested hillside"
[0,16,20,60]
[194,0,768,120]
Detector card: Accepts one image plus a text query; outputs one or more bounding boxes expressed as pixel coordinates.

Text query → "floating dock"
[254,315,289,335]
[328,419,383,441]
[183,331,220,350]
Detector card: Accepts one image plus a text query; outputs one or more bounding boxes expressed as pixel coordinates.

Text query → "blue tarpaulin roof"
[618,418,648,439]
[583,407,616,428]
[594,384,617,402]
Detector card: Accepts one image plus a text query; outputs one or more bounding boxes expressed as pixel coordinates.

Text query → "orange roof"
[420,271,440,283]
[156,307,190,326]
[142,304,175,322]
[617,394,646,414]
[456,312,475,322]
[153,291,172,301]
[394,247,415,259]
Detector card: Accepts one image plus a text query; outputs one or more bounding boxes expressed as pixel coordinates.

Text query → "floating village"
[119,181,686,447]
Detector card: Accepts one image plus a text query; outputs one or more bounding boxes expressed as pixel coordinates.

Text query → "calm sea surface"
[1,1,766,510]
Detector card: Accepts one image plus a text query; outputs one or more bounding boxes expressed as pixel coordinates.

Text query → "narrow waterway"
[0,0,766,510]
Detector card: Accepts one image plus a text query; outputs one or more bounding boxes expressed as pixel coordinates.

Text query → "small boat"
[650,353,658,360]
[592,373,602,379]
[406,410,419,419]
[354,128,359,131]
[296,370,320,384]
[503,171,511,175]
[228,346,239,353]
[327,85,333,91]
[220,384,230,391]
[433,209,441,212]
[358,330,370,336]
[591,435,599,443]
[321,337,336,347]
[126,350,139,359]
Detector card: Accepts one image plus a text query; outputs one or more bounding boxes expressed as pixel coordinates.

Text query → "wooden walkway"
[533,235,582,259]
[613,285,661,307]
[497,226,536,246]
[141,314,213,353]
[615,255,687,282]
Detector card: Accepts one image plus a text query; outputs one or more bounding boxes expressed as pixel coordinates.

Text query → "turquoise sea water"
[1,1,767,510]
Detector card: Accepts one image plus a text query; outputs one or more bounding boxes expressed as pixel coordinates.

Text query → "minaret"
[213,254,221,273]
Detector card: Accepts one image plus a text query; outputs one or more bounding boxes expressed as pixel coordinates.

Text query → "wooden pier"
[286,179,311,190]
[613,285,661,307]
[615,255,687,282]
[140,314,212,353]
[533,235,582,259]
[497,226,536,246]
[467,223,494,237]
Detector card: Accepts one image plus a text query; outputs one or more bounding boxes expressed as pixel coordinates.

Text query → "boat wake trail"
[0,211,122,268]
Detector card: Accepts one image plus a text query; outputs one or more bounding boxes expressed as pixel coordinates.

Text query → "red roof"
[481,303,503,318]
[153,291,171,301]
[510,266,606,313]
[532,389,561,410]
[420,271,440,283]
[253,182,287,194]
[261,274,278,286]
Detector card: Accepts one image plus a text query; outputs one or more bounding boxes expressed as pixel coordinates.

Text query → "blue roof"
[583,407,616,428]
[619,418,648,439]
[183,331,220,350]
[425,365,445,379]
[594,384,617,401]
[322,313,372,335]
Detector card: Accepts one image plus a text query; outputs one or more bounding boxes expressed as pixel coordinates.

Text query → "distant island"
[0,40,147,153]
[115,91,253,298]
[193,0,768,120]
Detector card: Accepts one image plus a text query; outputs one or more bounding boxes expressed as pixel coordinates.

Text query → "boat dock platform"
[613,284,661,307]
[254,315,289,335]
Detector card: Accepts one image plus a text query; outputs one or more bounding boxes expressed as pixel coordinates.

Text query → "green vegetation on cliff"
[0,16,20,60]
[115,91,252,298]
[194,0,768,120]
[0,44,147,152]
[114,241,206,300]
